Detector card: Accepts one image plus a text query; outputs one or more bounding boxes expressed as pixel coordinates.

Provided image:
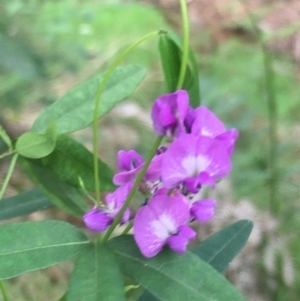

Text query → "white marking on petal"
[196,155,211,172]
[151,213,176,240]
[160,213,177,233]
[201,128,212,137]
[151,220,169,240]
[107,199,115,211]
[182,156,197,176]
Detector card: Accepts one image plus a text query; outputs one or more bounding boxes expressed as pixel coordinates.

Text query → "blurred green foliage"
[1,0,300,300]
[0,0,167,109]
[200,40,300,206]
[200,39,300,301]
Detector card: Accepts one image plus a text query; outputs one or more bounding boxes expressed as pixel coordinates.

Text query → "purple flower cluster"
[83,90,238,257]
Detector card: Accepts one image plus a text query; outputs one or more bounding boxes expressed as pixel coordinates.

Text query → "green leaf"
[16,122,57,159]
[0,125,12,151]
[140,221,254,301]
[19,157,89,217]
[57,293,66,301]
[41,134,115,192]
[108,235,247,301]
[32,65,147,134]
[159,31,200,107]
[124,276,144,301]
[137,290,159,301]
[0,189,53,220]
[0,220,88,279]
[67,243,125,301]
[192,220,253,274]
[159,34,180,94]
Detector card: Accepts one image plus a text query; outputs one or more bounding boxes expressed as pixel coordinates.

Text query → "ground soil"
[142,0,300,61]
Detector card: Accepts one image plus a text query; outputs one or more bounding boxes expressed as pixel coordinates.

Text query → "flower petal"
[194,136,232,181]
[161,134,197,188]
[114,150,145,185]
[145,153,164,182]
[178,225,196,240]
[121,208,131,224]
[117,150,144,171]
[216,128,239,155]
[190,199,216,222]
[151,90,189,137]
[133,195,190,257]
[191,106,226,137]
[162,134,232,188]
[133,204,166,257]
[83,209,112,232]
[167,235,189,254]
[105,182,133,212]
[149,195,190,227]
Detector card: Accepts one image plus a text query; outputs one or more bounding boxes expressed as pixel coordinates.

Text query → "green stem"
[0,126,12,151]
[262,47,279,215]
[0,150,16,160]
[93,31,162,205]
[0,153,18,200]
[177,0,190,89]
[239,2,279,215]
[102,135,163,242]
[121,220,133,235]
[0,281,10,301]
[78,177,98,204]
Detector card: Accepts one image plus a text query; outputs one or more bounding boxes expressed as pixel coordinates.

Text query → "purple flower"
[190,199,216,222]
[151,90,189,138]
[215,129,239,155]
[161,134,232,192]
[167,225,196,253]
[189,106,226,136]
[133,194,196,257]
[82,208,112,232]
[187,106,238,154]
[113,150,144,185]
[105,182,132,223]
[113,150,162,186]
[82,183,132,232]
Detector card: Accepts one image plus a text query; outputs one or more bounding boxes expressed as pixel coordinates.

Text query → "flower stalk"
[102,135,163,242]
[238,1,279,215]
[0,153,18,200]
[93,30,164,204]
[177,0,190,90]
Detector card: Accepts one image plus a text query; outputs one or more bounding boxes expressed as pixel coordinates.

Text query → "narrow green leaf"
[0,189,53,220]
[0,220,88,279]
[67,243,125,301]
[192,220,253,274]
[158,31,200,107]
[16,122,57,158]
[0,125,12,151]
[32,65,147,134]
[41,134,115,192]
[159,34,181,94]
[19,157,89,217]
[109,235,247,301]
